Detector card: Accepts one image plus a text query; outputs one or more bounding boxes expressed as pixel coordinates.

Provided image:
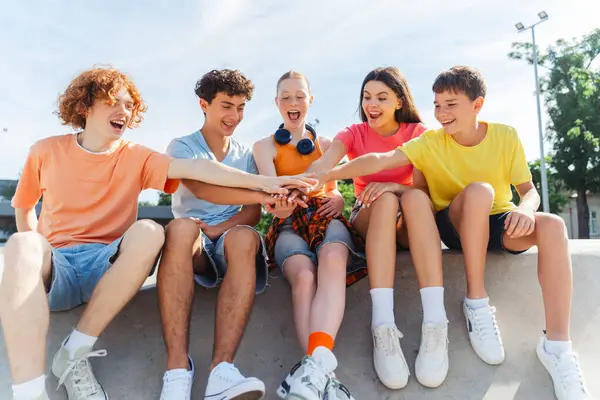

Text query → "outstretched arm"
[182,180,274,206]
[319,148,410,184]
[167,158,315,194]
[307,138,347,173]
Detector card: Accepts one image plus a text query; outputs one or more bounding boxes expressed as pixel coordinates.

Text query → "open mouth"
[441,119,456,127]
[288,110,301,121]
[368,111,382,120]
[110,120,125,130]
[222,121,236,129]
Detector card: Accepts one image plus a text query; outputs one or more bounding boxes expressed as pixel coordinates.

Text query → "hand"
[190,218,224,241]
[357,182,399,208]
[285,189,309,208]
[316,193,344,218]
[270,195,297,219]
[309,172,327,194]
[504,207,535,239]
[260,174,317,195]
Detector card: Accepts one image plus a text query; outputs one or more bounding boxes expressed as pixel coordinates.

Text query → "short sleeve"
[11,143,43,209]
[334,126,356,154]
[399,132,429,171]
[509,130,533,186]
[247,153,259,175]
[166,138,195,160]
[139,147,179,193]
[411,123,428,139]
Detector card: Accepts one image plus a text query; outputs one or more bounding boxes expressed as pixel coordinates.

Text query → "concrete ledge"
[1,241,599,399]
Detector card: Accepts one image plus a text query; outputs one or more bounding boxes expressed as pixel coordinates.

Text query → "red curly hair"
[57,67,147,130]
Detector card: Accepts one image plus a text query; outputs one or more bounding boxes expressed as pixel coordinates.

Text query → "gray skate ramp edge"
[1,241,599,399]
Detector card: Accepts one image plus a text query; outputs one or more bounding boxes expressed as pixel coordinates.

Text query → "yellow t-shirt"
[399,122,532,215]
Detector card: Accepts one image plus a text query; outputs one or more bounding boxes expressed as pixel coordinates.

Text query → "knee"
[400,188,430,210]
[224,226,259,254]
[463,182,494,204]
[536,213,568,240]
[129,219,165,250]
[318,245,348,270]
[370,191,399,213]
[165,218,199,240]
[3,232,48,275]
[290,265,317,291]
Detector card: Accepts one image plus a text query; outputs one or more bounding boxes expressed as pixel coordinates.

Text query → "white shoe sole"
[415,355,448,388]
[51,372,109,400]
[463,306,504,365]
[536,343,563,400]
[204,378,265,400]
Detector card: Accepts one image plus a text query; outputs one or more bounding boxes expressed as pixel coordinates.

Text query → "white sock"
[12,375,46,400]
[544,336,573,357]
[64,329,97,359]
[420,287,447,324]
[465,297,490,310]
[370,288,395,328]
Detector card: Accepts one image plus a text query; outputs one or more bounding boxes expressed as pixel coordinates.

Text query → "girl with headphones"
[253,71,365,400]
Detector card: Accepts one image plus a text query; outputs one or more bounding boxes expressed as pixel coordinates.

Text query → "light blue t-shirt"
[166,130,258,226]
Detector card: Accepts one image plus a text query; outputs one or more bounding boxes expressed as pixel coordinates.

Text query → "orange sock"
[307,332,334,356]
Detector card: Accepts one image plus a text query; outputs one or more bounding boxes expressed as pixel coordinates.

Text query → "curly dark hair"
[194,69,254,103]
[432,66,487,100]
[56,67,147,130]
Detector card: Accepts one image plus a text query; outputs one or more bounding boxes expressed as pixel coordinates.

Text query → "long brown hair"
[359,67,422,124]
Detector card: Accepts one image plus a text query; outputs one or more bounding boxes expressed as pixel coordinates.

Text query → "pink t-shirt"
[335,121,427,196]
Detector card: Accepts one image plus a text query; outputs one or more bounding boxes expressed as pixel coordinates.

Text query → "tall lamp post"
[515,11,550,213]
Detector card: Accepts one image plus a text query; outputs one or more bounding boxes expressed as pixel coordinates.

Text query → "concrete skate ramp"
[1,241,599,399]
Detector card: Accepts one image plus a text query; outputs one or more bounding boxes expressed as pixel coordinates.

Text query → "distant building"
[0,180,17,201]
[558,193,600,239]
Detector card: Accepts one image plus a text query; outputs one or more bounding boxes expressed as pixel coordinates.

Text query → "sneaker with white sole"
[13,392,50,400]
[371,324,410,389]
[324,378,355,400]
[276,359,302,398]
[536,336,591,400]
[463,302,505,365]
[286,346,337,400]
[415,322,449,388]
[160,356,195,400]
[51,339,108,400]
[204,362,265,400]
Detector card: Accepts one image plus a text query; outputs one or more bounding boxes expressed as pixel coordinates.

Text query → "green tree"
[509,28,600,238]
[158,193,172,206]
[511,158,568,214]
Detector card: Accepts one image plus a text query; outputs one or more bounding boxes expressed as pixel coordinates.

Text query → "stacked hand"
[260,174,318,195]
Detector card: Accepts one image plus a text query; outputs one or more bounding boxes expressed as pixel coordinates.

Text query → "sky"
[0,0,598,203]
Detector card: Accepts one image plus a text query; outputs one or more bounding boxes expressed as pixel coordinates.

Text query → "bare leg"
[447,183,494,299]
[158,218,206,370]
[211,226,260,370]
[77,219,165,336]
[504,213,571,340]
[284,256,317,352]
[0,232,52,383]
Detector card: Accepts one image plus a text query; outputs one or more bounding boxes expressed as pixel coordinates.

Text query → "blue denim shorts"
[194,225,269,294]
[48,238,122,312]
[273,216,366,275]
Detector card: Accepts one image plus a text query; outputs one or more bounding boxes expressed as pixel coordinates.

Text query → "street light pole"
[516,12,550,213]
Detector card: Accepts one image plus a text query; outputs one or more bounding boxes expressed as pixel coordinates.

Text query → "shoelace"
[56,349,107,398]
[471,306,500,343]
[423,325,445,353]
[300,359,329,393]
[325,379,354,400]
[375,326,403,357]
[214,363,245,384]
[161,371,192,399]
[556,353,587,392]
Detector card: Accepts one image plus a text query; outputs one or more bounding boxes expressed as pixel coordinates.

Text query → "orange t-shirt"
[11,134,179,248]
[273,135,326,198]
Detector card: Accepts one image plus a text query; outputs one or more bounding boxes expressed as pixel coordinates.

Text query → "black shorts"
[435,208,526,255]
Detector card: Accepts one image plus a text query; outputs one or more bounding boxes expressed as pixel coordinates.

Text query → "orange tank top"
[273,134,327,198]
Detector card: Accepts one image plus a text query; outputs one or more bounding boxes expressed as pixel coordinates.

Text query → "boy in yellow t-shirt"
[316,66,590,399]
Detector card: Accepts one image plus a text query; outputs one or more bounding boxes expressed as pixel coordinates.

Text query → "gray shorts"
[48,238,122,312]
[273,216,366,275]
[194,225,269,294]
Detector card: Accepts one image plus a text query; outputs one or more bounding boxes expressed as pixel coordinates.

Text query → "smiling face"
[433,90,483,135]
[276,77,313,130]
[361,80,402,133]
[200,92,247,137]
[86,86,133,140]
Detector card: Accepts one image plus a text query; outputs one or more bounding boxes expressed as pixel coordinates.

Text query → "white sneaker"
[371,324,410,389]
[51,340,108,400]
[286,346,337,400]
[536,336,592,400]
[160,356,195,400]
[415,322,449,388]
[204,362,265,400]
[463,302,505,365]
[324,378,356,400]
